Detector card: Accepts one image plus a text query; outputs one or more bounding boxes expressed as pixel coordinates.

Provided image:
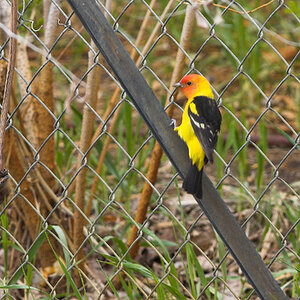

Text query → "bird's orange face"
[177,74,213,99]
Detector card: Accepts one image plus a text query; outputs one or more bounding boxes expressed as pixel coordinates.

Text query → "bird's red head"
[177,74,213,99]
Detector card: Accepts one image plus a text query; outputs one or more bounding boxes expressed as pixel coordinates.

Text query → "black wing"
[188,96,222,163]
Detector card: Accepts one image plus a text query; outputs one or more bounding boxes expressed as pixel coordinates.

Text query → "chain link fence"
[0,0,299,299]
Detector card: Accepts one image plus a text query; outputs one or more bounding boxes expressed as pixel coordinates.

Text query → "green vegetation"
[0,0,299,299]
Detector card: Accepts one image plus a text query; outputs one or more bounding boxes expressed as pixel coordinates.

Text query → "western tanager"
[174,74,222,198]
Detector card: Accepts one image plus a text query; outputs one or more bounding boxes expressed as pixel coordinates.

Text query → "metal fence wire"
[0,0,299,299]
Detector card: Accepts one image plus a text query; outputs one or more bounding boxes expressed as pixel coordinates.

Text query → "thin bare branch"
[0,0,17,171]
[127,2,196,258]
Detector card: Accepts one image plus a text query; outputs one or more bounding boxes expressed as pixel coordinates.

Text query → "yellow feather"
[189,102,198,115]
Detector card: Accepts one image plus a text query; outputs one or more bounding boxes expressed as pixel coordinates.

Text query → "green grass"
[1,0,299,298]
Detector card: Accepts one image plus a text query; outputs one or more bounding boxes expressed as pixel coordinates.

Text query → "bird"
[173,74,222,198]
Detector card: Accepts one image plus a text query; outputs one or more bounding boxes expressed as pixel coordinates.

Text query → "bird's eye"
[187,81,192,86]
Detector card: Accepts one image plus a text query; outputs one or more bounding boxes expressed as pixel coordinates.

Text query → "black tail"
[182,163,203,199]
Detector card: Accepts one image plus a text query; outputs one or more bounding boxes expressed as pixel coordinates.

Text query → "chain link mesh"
[0,0,299,299]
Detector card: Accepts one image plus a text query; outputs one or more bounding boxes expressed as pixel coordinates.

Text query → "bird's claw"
[170,118,176,129]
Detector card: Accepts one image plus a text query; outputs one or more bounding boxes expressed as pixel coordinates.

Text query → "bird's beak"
[173,82,183,88]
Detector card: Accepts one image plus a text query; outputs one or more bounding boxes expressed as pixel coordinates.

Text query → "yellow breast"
[175,109,205,170]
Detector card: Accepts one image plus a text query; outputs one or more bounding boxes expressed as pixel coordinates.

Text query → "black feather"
[188,96,222,163]
[183,162,203,199]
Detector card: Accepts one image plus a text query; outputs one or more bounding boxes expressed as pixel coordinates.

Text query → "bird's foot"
[170,118,176,129]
